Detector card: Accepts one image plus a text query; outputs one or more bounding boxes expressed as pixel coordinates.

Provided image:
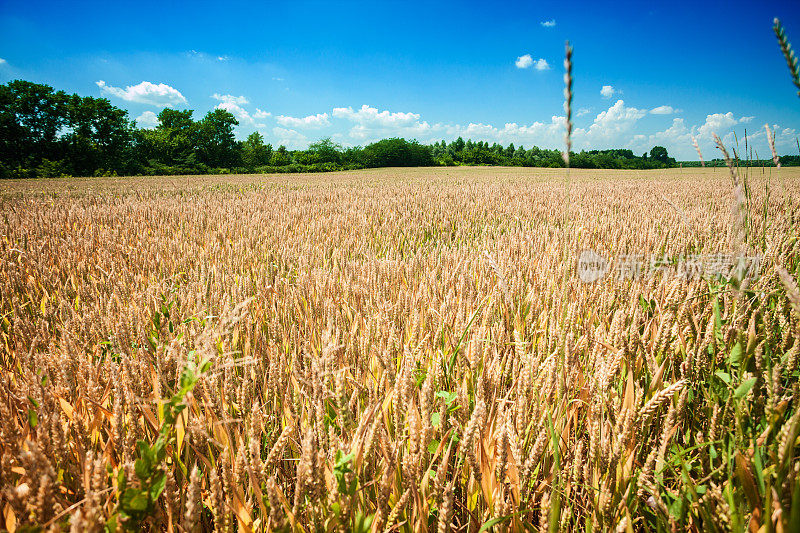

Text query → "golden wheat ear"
[774,18,800,98]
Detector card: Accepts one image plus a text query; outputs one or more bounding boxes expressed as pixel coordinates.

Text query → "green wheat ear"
[774,17,800,97]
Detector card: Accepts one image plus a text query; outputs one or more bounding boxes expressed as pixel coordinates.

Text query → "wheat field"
[1,166,799,532]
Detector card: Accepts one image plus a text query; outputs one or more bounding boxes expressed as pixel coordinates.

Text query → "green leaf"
[428,439,440,454]
[149,471,167,500]
[714,370,731,385]
[668,496,686,521]
[713,296,723,345]
[105,512,118,533]
[335,452,355,471]
[153,437,167,462]
[117,467,127,490]
[753,447,765,495]
[128,491,150,512]
[435,390,457,405]
[431,412,441,428]
[789,474,800,532]
[354,511,374,533]
[136,441,151,466]
[479,515,512,532]
[728,342,742,367]
[734,377,757,400]
[134,458,149,481]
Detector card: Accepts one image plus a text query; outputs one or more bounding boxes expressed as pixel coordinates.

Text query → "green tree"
[0,80,68,174]
[360,138,433,167]
[307,137,343,164]
[241,132,271,169]
[63,94,134,175]
[197,109,239,168]
[157,109,194,134]
[149,109,198,168]
[650,146,669,163]
[270,145,292,166]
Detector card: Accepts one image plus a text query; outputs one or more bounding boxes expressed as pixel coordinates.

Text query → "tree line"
[1,80,791,178]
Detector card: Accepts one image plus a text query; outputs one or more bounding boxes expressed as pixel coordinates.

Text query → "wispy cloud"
[650,105,676,115]
[0,58,6,65]
[212,94,249,105]
[187,50,233,62]
[275,113,330,129]
[273,126,307,148]
[254,108,271,119]
[96,80,187,107]
[540,19,556,27]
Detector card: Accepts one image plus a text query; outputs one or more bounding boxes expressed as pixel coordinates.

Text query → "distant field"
[2,165,796,193]
[1,166,799,531]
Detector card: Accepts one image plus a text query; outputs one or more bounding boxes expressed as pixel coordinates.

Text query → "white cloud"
[0,58,6,65]
[516,54,549,70]
[135,111,159,129]
[215,101,263,127]
[739,116,755,123]
[515,54,533,69]
[212,93,249,105]
[332,104,434,142]
[541,19,556,27]
[273,127,307,149]
[638,118,691,154]
[600,85,616,99]
[275,112,330,129]
[272,77,284,82]
[217,55,230,61]
[332,105,422,127]
[96,80,187,107]
[574,100,647,147]
[696,112,737,139]
[650,105,675,115]
[254,108,271,119]
[576,108,591,117]
[252,100,789,163]
[444,115,565,147]
[636,112,779,160]
[209,94,267,127]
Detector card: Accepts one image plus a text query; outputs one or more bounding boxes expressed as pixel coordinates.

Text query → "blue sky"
[1,0,799,159]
